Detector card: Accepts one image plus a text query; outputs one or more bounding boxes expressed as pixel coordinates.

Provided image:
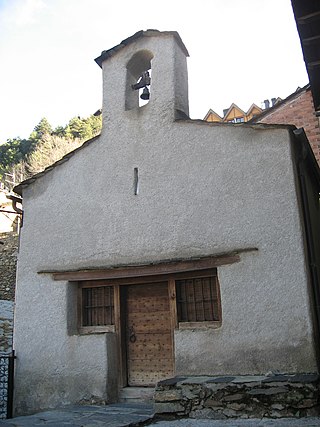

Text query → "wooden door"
[126,282,174,386]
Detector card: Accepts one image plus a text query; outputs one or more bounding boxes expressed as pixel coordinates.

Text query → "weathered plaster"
[13,31,317,414]
[13,277,117,415]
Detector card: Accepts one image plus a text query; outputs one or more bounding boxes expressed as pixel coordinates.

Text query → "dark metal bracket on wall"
[6,194,23,228]
[0,351,16,419]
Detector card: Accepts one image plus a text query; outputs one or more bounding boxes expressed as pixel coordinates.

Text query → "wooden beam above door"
[39,248,258,282]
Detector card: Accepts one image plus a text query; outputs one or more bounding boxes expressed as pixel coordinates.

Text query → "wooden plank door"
[126,282,174,386]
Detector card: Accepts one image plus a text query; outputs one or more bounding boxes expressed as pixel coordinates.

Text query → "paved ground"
[0,403,153,427]
[1,404,320,427]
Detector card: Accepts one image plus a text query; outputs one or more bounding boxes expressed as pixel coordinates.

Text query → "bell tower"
[95,30,189,129]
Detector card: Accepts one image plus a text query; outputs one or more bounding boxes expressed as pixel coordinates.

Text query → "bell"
[140,86,150,101]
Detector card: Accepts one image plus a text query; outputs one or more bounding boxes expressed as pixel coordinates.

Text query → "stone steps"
[119,387,155,403]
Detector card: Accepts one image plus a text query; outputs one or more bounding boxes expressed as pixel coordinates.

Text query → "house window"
[81,286,114,331]
[176,275,221,324]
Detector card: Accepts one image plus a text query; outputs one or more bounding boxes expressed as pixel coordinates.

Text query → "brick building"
[252,85,320,165]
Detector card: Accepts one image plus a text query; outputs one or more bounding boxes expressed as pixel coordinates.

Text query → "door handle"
[129,326,136,343]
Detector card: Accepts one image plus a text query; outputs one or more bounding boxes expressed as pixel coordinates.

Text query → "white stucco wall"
[13,32,317,414]
[13,275,117,414]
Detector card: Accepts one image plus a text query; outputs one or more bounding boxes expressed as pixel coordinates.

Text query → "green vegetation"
[0,114,102,190]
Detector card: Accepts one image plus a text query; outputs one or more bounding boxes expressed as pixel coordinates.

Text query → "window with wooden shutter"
[176,274,221,327]
[80,285,115,333]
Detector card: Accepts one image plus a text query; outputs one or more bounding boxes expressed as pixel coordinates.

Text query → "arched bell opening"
[125,50,154,110]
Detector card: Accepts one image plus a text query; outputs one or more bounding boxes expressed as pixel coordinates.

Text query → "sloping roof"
[203,109,222,121]
[222,103,246,121]
[14,135,100,196]
[247,103,263,116]
[249,84,311,122]
[204,103,262,122]
[291,0,320,111]
[95,30,189,68]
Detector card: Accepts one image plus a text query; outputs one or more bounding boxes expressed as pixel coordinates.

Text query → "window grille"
[176,276,220,322]
[82,286,114,326]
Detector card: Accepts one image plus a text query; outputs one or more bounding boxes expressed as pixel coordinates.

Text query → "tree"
[52,126,66,137]
[0,138,29,178]
[0,113,102,187]
[87,114,102,136]
[65,115,102,140]
[0,139,21,168]
[26,134,82,176]
[19,138,33,156]
[32,117,52,140]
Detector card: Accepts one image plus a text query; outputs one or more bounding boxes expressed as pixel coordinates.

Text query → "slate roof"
[203,109,222,121]
[94,30,189,68]
[249,84,311,123]
[204,103,262,122]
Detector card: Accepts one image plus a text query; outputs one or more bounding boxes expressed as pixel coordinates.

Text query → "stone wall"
[0,232,18,301]
[154,375,320,419]
[0,232,17,356]
[0,300,14,354]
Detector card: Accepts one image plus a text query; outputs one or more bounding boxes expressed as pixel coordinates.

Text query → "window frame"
[174,271,222,330]
[78,281,116,334]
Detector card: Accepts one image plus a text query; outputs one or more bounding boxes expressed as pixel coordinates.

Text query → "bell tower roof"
[94,29,189,68]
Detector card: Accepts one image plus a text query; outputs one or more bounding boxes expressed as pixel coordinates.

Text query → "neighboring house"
[204,102,263,123]
[0,190,18,233]
[252,84,320,165]
[12,30,320,416]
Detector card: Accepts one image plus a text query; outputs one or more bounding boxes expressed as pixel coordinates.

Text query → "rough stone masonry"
[0,232,18,302]
[154,375,320,419]
[0,232,18,354]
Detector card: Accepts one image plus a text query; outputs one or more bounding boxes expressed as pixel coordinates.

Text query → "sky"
[0,0,308,143]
